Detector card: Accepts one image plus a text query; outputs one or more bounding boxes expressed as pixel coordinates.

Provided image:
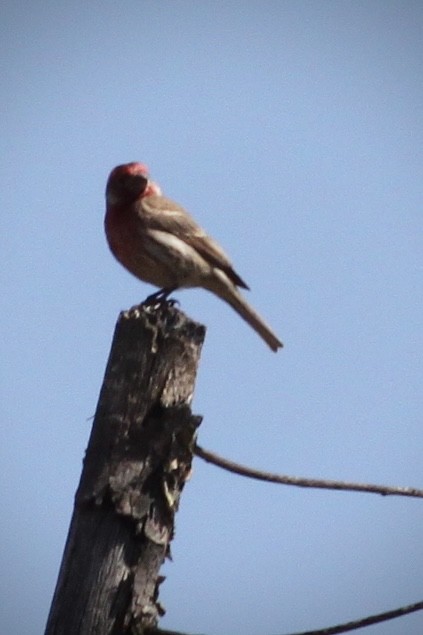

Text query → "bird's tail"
[204,272,283,352]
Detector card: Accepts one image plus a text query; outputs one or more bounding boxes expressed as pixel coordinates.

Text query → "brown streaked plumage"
[105,162,282,351]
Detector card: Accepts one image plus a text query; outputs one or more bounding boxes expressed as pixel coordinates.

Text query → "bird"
[104,162,282,352]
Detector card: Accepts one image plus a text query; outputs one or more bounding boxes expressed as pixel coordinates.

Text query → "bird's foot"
[143,287,179,307]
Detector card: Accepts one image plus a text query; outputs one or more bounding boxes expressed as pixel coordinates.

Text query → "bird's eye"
[123,173,148,195]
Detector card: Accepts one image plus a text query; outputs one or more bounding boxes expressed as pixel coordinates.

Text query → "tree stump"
[45,303,205,635]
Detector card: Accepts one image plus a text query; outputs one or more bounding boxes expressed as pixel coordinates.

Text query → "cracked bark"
[45,303,205,635]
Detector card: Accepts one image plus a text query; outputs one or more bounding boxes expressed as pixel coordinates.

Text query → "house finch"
[105,162,283,351]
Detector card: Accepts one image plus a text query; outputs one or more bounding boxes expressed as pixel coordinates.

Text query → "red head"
[106,162,151,205]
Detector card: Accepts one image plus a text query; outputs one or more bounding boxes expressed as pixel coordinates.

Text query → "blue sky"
[1,2,422,634]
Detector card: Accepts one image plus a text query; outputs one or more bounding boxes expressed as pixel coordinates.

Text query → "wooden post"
[45,303,205,635]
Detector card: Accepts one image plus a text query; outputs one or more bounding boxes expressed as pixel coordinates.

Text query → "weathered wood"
[45,303,205,635]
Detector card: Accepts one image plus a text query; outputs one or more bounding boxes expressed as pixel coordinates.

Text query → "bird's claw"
[143,287,179,308]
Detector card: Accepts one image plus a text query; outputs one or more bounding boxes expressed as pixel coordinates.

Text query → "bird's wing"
[137,195,249,289]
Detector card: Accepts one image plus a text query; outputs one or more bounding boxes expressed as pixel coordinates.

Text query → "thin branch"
[282,599,423,634]
[146,599,423,635]
[194,444,423,499]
